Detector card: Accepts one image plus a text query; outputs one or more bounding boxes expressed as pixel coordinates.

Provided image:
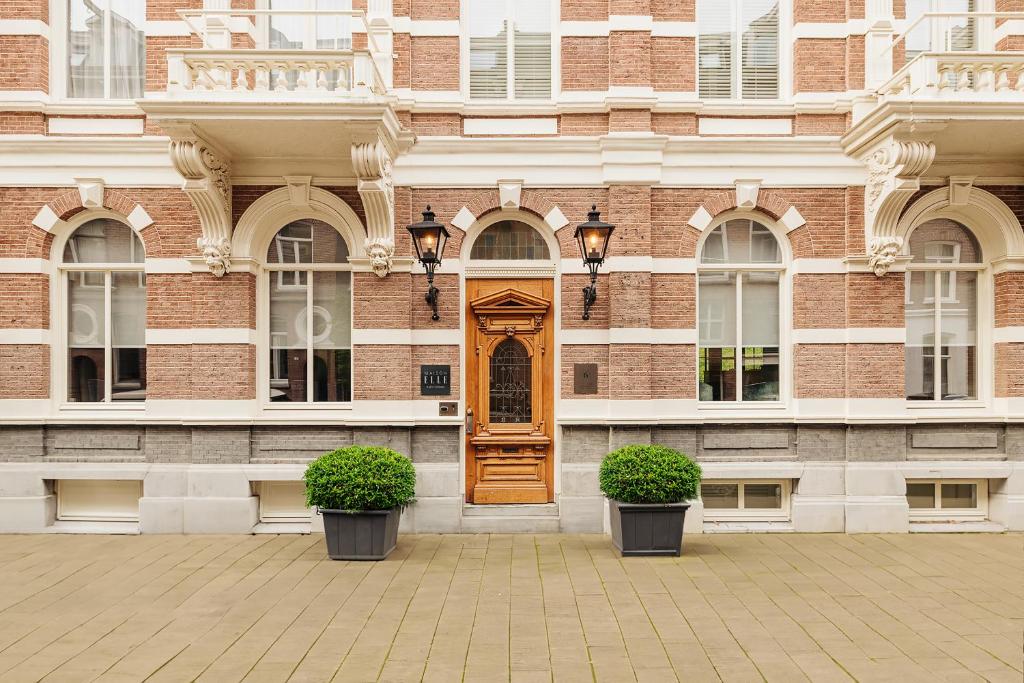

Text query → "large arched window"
[61,218,146,402]
[905,219,982,401]
[698,219,783,402]
[470,220,550,260]
[266,219,351,403]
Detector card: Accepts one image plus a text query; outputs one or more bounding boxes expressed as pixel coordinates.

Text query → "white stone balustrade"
[879,52,1024,99]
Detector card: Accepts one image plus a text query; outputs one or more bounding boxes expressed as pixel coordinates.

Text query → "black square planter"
[609,499,689,557]
[320,507,402,560]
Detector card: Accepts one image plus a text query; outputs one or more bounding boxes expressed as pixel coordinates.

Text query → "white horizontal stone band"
[407,20,459,36]
[793,328,906,344]
[351,329,462,345]
[994,327,1024,344]
[0,258,48,274]
[792,20,867,39]
[561,19,696,36]
[0,19,48,36]
[0,328,49,345]
[561,328,697,345]
[145,258,192,274]
[145,329,257,345]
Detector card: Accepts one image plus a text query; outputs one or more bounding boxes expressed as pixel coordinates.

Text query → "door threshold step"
[460,516,561,533]
[462,503,559,517]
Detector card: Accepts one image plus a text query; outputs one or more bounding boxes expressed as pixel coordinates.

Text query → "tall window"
[62,219,146,402]
[68,0,145,99]
[905,0,976,63]
[698,219,783,402]
[905,220,981,401]
[469,0,552,100]
[268,0,353,90]
[267,219,352,403]
[698,0,779,100]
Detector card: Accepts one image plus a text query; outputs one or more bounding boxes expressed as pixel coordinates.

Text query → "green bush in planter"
[304,446,416,511]
[599,444,702,504]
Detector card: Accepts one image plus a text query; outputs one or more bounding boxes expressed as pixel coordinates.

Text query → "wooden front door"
[465,279,554,504]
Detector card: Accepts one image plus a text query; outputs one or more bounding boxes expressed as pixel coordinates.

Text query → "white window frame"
[906,478,988,521]
[54,212,146,409]
[460,0,559,104]
[696,216,789,407]
[56,479,142,522]
[257,480,312,522]
[260,222,354,409]
[905,239,984,404]
[57,0,147,102]
[701,479,791,521]
[695,0,788,103]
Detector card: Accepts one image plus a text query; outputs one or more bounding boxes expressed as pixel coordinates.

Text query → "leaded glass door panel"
[465,279,554,504]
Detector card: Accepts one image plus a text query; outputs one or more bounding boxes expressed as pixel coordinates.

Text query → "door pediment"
[469,287,551,316]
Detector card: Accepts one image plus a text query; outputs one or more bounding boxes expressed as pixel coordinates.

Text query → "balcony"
[139,7,409,279]
[846,12,1024,178]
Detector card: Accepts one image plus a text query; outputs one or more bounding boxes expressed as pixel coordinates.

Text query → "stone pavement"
[0,532,1021,682]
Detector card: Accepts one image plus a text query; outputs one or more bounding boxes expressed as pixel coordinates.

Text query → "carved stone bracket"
[863,137,936,276]
[352,140,395,278]
[165,123,233,277]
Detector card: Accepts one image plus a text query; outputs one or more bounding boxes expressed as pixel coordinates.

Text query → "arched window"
[61,218,146,402]
[698,219,783,402]
[489,338,532,423]
[266,219,351,403]
[905,219,982,401]
[470,220,550,260]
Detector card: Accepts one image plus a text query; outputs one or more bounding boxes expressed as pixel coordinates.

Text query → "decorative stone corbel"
[863,136,936,276]
[949,176,975,206]
[352,140,395,278]
[164,123,233,277]
[285,175,312,208]
[498,180,523,210]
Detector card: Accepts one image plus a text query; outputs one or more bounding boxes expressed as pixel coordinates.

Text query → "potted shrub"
[599,444,702,557]
[304,446,416,561]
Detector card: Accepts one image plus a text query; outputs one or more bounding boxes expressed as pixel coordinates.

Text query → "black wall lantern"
[407,205,449,321]
[574,205,614,320]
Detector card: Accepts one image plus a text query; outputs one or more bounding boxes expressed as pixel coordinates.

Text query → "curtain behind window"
[68,0,145,99]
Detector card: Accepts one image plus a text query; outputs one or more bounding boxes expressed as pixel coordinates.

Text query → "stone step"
[462,503,559,517]
[460,515,561,534]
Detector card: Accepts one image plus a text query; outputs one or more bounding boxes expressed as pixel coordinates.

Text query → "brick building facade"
[1,0,1023,534]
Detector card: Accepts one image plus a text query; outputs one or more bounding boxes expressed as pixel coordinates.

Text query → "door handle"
[465,408,474,435]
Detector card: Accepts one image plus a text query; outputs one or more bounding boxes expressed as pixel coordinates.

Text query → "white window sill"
[262,403,353,411]
[59,403,146,412]
[906,400,987,410]
[698,401,787,410]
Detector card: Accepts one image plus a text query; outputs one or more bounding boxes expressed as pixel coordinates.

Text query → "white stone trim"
[47,118,144,135]
[74,178,104,208]
[995,19,1024,45]
[560,328,697,345]
[608,15,654,32]
[699,118,794,136]
[451,206,476,231]
[32,205,64,233]
[779,206,807,232]
[650,21,697,37]
[409,20,459,36]
[351,329,462,345]
[994,327,1024,344]
[687,205,713,231]
[792,20,867,39]
[562,256,656,274]
[561,21,609,36]
[792,328,906,344]
[544,206,569,231]
[791,258,846,274]
[464,118,558,136]
[144,329,257,345]
[0,329,50,345]
[0,19,49,36]
[497,179,523,208]
[144,258,191,274]
[142,20,192,37]
[0,258,48,274]
[735,178,761,209]
[127,205,154,232]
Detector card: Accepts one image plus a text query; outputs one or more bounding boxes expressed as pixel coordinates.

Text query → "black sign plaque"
[420,365,451,396]
[574,363,598,395]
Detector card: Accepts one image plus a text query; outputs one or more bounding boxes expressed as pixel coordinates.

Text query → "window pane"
[108,0,145,99]
[270,0,307,49]
[268,220,348,264]
[941,483,977,509]
[513,0,551,99]
[111,272,146,401]
[702,483,739,508]
[699,347,736,401]
[744,483,782,509]
[907,482,936,509]
[742,346,779,401]
[905,270,934,400]
[64,220,143,263]
[941,271,976,400]
[742,272,779,346]
[68,0,105,98]
[699,271,736,346]
[316,0,353,50]
[269,273,308,402]
[908,219,982,264]
[470,221,550,260]
[700,221,780,264]
[489,338,532,423]
[740,1,779,99]
[698,0,734,98]
[68,272,105,402]
[312,271,351,402]
[470,0,509,98]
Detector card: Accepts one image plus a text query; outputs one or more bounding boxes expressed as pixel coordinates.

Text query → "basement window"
[57,479,141,522]
[257,481,311,523]
[907,479,988,521]
[701,480,790,521]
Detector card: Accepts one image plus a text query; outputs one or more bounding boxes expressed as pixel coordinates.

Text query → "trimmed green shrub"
[304,446,416,511]
[599,444,702,504]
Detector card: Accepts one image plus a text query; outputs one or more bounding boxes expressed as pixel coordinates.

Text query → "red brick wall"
[996,272,1024,327]
[652,345,696,399]
[609,344,651,399]
[0,345,49,398]
[562,274,609,329]
[794,344,846,398]
[562,37,610,91]
[847,274,904,327]
[608,185,650,256]
[652,113,697,135]
[847,343,904,398]
[411,37,459,91]
[412,345,459,399]
[411,113,461,136]
[794,274,846,328]
[0,112,46,134]
[561,113,610,135]
[609,109,651,132]
[410,0,459,20]
[651,37,695,91]
[794,0,849,23]
[0,274,48,328]
[652,0,694,20]
[147,0,201,20]
[995,343,1024,397]
[562,0,609,20]
[0,37,49,92]
[147,36,198,92]
[147,344,256,400]
[609,272,651,328]
[354,345,412,400]
[561,344,608,399]
[3,0,48,21]
[794,114,848,136]
[651,274,696,329]
[609,32,651,86]
[794,39,846,92]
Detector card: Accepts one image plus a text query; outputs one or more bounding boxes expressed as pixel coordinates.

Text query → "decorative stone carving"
[74,177,105,208]
[352,140,396,277]
[867,236,903,277]
[365,236,395,278]
[165,123,234,277]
